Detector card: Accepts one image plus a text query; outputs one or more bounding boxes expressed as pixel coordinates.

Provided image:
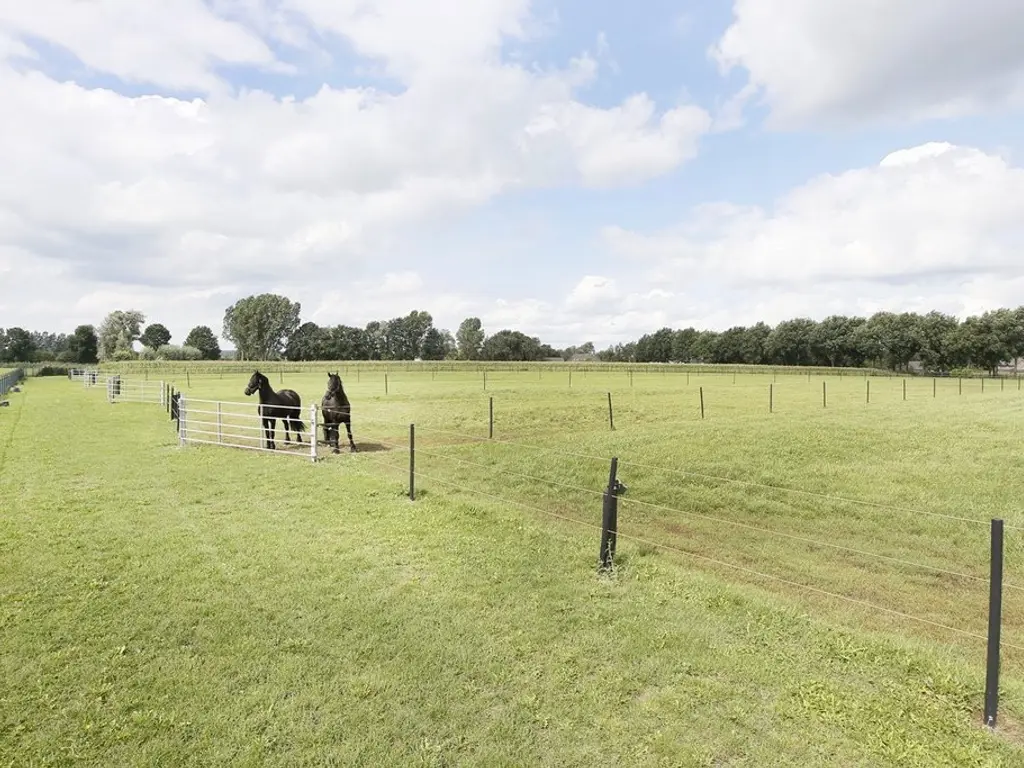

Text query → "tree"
[325,325,369,360]
[480,329,546,361]
[811,316,865,367]
[98,310,145,360]
[671,328,699,362]
[285,322,330,361]
[635,328,675,362]
[66,325,99,364]
[456,317,485,360]
[363,321,386,360]
[96,309,144,360]
[184,326,221,360]
[421,327,456,360]
[2,327,34,362]
[858,312,921,371]
[140,323,172,351]
[915,311,959,372]
[764,319,817,366]
[222,294,301,360]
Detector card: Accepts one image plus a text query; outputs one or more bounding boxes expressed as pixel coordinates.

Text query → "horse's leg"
[344,418,356,452]
[266,417,276,450]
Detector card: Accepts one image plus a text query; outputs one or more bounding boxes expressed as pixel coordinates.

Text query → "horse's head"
[244,370,265,397]
[326,371,343,397]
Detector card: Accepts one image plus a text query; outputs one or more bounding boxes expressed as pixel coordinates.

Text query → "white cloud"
[713,0,1024,126]
[0,1,711,346]
[0,1,287,94]
[599,142,1024,330]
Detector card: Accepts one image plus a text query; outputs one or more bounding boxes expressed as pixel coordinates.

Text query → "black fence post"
[822,381,827,408]
[186,369,191,388]
[598,457,619,571]
[488,397,494,439]
[769,383,773,413]
[959,377,963,395]
[933,378,936,398]
[483,371,487,391]
[903,378,907,401]
[984,518,1004,728]
[409,424,415,501]
[385,373,389,395]
[699,387,705,419]
[866,379,870,404]
[607,392,615,430]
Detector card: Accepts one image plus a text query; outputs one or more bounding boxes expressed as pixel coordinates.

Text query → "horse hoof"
[332,448,340,455]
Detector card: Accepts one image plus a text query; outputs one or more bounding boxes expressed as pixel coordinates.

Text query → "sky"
[2,1,1024,350]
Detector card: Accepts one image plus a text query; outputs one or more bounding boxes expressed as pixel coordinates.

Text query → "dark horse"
[243,370,305,450]
[321,372,356,453]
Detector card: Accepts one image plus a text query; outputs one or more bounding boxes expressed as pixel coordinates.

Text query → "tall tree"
[66,325,99,364]
[764,319,817,366]
[635,328,674,362]
[420,327,455,360]
[2,327,35,362]
[363,321,386,360]
[285,322,330,361]
[456,317,485,360]
[325,325,369,360]
[480,329,545,361]
[222,294,301,361]
[184,325,221,360]
[98,310,145,360]
[140,323,172,351]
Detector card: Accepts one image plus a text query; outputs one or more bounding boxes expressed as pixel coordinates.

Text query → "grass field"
[4,367,1024,765]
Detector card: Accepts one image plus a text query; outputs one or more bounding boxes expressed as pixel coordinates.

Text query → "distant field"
[4,369,1024,765]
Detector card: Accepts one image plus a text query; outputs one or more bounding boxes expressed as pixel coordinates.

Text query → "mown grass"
[3,373,1024,766]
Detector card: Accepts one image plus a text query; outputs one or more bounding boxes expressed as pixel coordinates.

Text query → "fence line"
[176,395,319,461]
[105,376,167,406]
[354,452,1023,653]
[373,437,1005,591]
[331,416,1014,532]
[0,368,25,399]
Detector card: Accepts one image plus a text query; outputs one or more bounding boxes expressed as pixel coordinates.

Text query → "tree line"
[3,295,1022,373]
[221,294,559,362]
[614,309,1024,374]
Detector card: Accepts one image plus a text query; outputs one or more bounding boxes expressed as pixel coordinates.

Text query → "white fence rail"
[106,376,167,406]
[177,396,318,461]
[70,368,100,384]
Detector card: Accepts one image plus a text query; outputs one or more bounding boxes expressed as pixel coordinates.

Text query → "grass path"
[2,378,1024,765]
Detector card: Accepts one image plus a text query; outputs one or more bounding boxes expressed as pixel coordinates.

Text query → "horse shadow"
[352,441,390,453]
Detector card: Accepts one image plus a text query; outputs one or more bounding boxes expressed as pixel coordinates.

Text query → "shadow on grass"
[313,440,393,453]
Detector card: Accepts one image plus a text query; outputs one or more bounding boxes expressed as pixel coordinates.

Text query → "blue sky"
[2,0,1024,349]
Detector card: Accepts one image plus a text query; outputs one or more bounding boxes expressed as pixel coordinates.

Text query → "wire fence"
[74,372,1022,727]
[0,368,25,400]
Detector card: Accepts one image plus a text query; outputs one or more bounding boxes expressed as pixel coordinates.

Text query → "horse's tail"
[293,418,306,433]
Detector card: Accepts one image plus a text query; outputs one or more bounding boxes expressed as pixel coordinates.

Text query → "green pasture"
[3,369,1024,765]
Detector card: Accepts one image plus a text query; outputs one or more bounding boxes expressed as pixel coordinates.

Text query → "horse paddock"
[3,368,1024,766]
